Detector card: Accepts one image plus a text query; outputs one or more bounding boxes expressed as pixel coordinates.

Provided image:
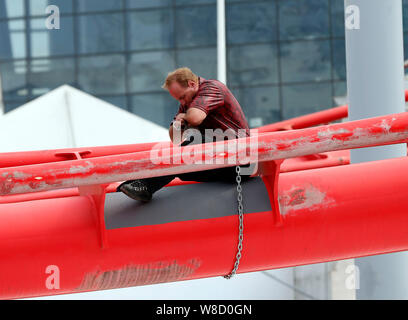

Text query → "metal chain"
[224,165,244,279]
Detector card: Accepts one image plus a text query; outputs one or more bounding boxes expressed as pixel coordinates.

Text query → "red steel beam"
[1,112,408,196]
[257,104,348,133]
[280,150,350,172]
[0,142,172,169]
[1,155,408,299]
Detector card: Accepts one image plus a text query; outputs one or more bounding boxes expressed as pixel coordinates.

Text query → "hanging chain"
[224,165,244,279]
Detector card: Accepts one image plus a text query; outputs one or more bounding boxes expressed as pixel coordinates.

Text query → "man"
[117,67,252,202]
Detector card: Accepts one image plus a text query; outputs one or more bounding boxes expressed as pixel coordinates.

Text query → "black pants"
[136,135,253,193]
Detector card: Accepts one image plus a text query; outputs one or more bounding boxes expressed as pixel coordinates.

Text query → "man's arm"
[183,108,207,127]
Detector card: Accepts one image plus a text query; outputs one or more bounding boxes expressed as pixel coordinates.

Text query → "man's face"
[168,80,198,106]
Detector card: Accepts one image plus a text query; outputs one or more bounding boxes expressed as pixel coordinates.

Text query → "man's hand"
[169,113,187,144]
[174,113,187,130]
[169,110,206,143]
[175,113,186,121]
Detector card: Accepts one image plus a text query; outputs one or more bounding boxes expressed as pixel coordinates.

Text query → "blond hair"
[162,67,199,90]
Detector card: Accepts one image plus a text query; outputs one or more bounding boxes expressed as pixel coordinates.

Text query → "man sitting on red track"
[117,67,252,202]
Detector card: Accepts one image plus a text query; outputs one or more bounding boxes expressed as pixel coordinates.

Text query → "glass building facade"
[0,0,407,128]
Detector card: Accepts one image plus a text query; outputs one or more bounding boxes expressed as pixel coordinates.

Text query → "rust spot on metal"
[28,181,41,190]
[279,185,334,215]
[285,189,307,206]
[76,259,201,291]
[0,173,14,195]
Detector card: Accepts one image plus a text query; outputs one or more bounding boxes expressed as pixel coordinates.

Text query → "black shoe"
[117,180,153,202]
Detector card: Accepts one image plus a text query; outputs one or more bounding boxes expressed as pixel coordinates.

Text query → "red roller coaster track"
[0,100,408,299]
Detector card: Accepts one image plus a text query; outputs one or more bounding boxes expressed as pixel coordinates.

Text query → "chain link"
[224,165,244,279]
